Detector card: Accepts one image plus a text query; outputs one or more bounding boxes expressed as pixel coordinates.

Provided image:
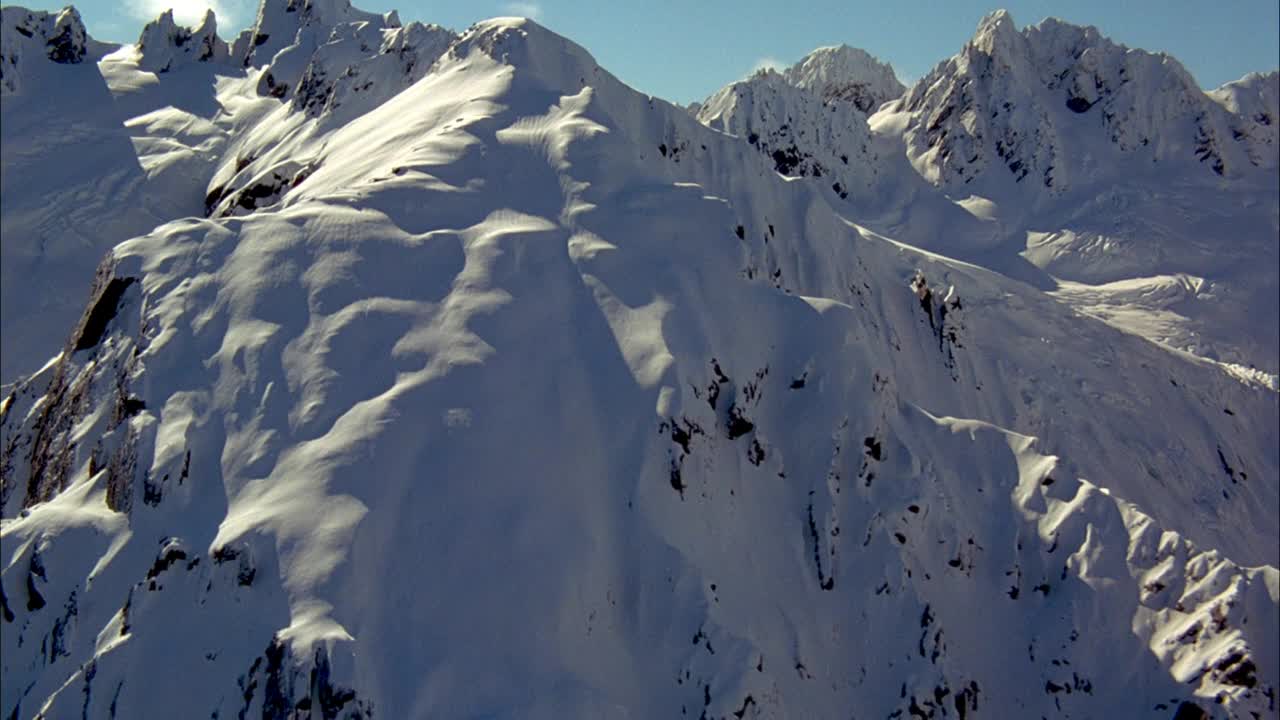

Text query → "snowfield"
[1,4,1276,719]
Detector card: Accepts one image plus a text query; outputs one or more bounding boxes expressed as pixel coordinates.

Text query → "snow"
[781,44,905,114]
[697,68,880,195]
[1,4,1277,719]
[136,9,228,73]
[703,9,1279,375]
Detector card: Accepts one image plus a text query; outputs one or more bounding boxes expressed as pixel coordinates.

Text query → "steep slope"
[0,3,456,385]
[135,9,228,73]
[0,6,185,386]
[1,11,1277,720]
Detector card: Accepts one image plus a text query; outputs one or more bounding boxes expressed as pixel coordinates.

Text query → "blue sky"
[38,0,1280,104]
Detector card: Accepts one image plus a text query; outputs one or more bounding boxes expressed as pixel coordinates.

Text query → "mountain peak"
[1209,70,1279,166]
[781,44,904,113]
[697,60,880,199]
[1,5,92,94]
[889,9,1272,194]
[137,8,228,72]
[971,9,1020,52]
[977,8,1015,31]
[238,0,378,69]
[446,15,609,93]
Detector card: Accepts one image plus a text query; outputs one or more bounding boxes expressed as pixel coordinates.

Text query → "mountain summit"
[887,10,1276,193]
[782,44,905,114]
[1,4,1276,719]
[699,11,1279,378]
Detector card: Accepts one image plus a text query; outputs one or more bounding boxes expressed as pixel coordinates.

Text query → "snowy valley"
[0,3,1277,718]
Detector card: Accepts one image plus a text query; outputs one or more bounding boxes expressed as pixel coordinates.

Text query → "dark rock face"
[237,637,371,719]
[1065,96,1093,113]
[73,278,137,352]
[1171,701,1207,720]
[44,22,85,64]
[0,260,146,516]
[43,9,88,64]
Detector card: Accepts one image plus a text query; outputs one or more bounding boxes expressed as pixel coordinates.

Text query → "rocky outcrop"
[288,19,456,119]
[136,9,229,73]
[1,6,91,94]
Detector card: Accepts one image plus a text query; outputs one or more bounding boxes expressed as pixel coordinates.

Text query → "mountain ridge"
[698,10,1278,377]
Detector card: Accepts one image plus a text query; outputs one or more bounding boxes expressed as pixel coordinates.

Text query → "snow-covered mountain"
[885,10,1274,193]
[697,11,1279,379]
[781,44,905,114]
[136,9,228,73]
[693,46,904,219]
[1,4,1277,719]
[0,6,98,93]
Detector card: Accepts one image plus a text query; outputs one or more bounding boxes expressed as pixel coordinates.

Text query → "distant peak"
[1216,69,1280,93]
[805,44,877,62]
[453,15,595,73]
[239,0,377,67]
[976,8,1016,34]
[470,15,538,33]
[137,5,228,71]
[971,8,1022,54]
[781,42,904,113]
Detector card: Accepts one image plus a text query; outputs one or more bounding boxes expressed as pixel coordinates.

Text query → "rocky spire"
[137,9,229,73]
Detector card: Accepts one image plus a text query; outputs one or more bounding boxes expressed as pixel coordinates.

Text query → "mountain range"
[1,3,1276,718]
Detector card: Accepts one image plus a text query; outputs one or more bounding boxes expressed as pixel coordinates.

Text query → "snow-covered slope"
[0,3,454,383]
[0,6,212,386]
[1,5,1277,720]
[874,11,1280,375]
